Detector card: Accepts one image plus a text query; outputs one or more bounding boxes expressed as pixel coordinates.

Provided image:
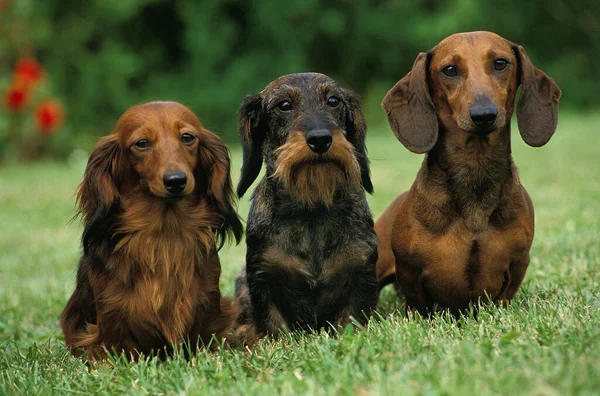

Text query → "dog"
[233,73,379,338]
[60,101,243,359]
[376,32,561,315]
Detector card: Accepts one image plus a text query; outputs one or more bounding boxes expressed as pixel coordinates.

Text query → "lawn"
[1,113,599,395]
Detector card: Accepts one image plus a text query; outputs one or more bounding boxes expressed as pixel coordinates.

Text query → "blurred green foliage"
[1,0,599,157]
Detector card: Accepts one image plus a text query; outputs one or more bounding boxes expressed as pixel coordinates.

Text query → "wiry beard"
[272,130,361,207]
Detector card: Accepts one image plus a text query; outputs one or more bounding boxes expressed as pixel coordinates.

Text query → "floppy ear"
[197,130,243,248]
[382,52,438,154]
[76,134,125,254]
[513,45,561,147]
[343,88,373,194]
[236,94,264,197]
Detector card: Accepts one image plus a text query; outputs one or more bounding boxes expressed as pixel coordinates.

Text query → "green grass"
[1,113,599,395]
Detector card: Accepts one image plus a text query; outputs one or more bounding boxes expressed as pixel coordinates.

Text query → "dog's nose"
[306,129,333,154]
[163,171,187,194]
[470,104,498,130]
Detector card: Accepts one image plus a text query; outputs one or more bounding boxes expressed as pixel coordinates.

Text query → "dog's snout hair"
[302,110,337,131]
[273,129,361,207]
[234,73,378,339]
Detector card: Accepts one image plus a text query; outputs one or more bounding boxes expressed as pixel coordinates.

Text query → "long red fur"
[60,102,242,360]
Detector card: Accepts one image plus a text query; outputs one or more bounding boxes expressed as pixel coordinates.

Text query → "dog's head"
[77,101,242,250]
[382,31,561,153]
[237,73,372,207]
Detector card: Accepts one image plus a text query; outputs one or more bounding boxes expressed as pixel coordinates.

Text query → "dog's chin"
[455,117,500,138]
[148,188,192,204]
[467,126,496,137]
[162,193,187,204]
[462,116,507,138]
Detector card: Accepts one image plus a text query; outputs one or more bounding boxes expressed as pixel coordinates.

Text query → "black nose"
[306,129,332,154]
[470,104,498,130]
[163,171,187,194]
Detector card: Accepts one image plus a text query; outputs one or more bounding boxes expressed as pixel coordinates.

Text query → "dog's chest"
[108,231,210,342]
[261,215,375,285]
[404,219,532,306]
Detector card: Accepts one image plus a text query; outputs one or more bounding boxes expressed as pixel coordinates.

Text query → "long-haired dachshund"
[60,101,243,359]
[376,31,561,315]
[233,73,378,337]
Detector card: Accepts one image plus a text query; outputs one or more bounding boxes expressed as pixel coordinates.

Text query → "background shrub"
[1,0,598,159]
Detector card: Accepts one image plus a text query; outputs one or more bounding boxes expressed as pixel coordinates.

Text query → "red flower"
[3,82,30,113]
[13,57,45,87]
[35,99,64,135]
[0,0,11,12]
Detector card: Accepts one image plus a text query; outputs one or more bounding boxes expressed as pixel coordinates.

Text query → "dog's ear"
[343,88,373,194]
[513,45,561,147]
[197,129,243,249]
[237,94,264,198]
[382,52,438,154]
[77,134,125,253]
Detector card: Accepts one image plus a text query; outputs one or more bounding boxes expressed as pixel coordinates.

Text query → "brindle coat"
[234,73,378,337]
[376,32,561,315]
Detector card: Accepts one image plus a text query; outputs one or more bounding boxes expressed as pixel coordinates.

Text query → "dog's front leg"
[396,262,430,316]
[340,265,379,328]
[246,260,288,337]
[335,295,376,329]
[248,286,288,337]
[76,309,142,361]
[497,253,530,303]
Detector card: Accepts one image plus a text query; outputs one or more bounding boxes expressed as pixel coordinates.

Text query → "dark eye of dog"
[442,65,458,78]
[181,132,196,145]
[494,58,509,71]
[133,139,151,151]
[277,100,293,112]
[327,96,340,108]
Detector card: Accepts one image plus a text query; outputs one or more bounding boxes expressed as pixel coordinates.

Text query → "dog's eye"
[442,65,458,78]
[494,58,509,71]
[181,133,196,145]
[277,100,293,112]
[327,96,340,108]
[133,139,151,151]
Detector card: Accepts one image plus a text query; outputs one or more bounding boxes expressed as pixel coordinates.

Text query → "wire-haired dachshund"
[376,31,561,315]
[234,73,378,337]
[60,101,243,360]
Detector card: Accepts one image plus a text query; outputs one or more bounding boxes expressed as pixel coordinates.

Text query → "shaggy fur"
[272,129,362,207]
[233,73,378,339]
[60,101,243,360]
[376,31,561,315]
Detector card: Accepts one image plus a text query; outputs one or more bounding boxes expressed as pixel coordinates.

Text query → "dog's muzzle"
[469,95,498,136]
[306,129,332,154]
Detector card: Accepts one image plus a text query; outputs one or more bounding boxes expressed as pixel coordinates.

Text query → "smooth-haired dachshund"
[376,31,561,315]
[234,73,378,337]
[61,101,243,359]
